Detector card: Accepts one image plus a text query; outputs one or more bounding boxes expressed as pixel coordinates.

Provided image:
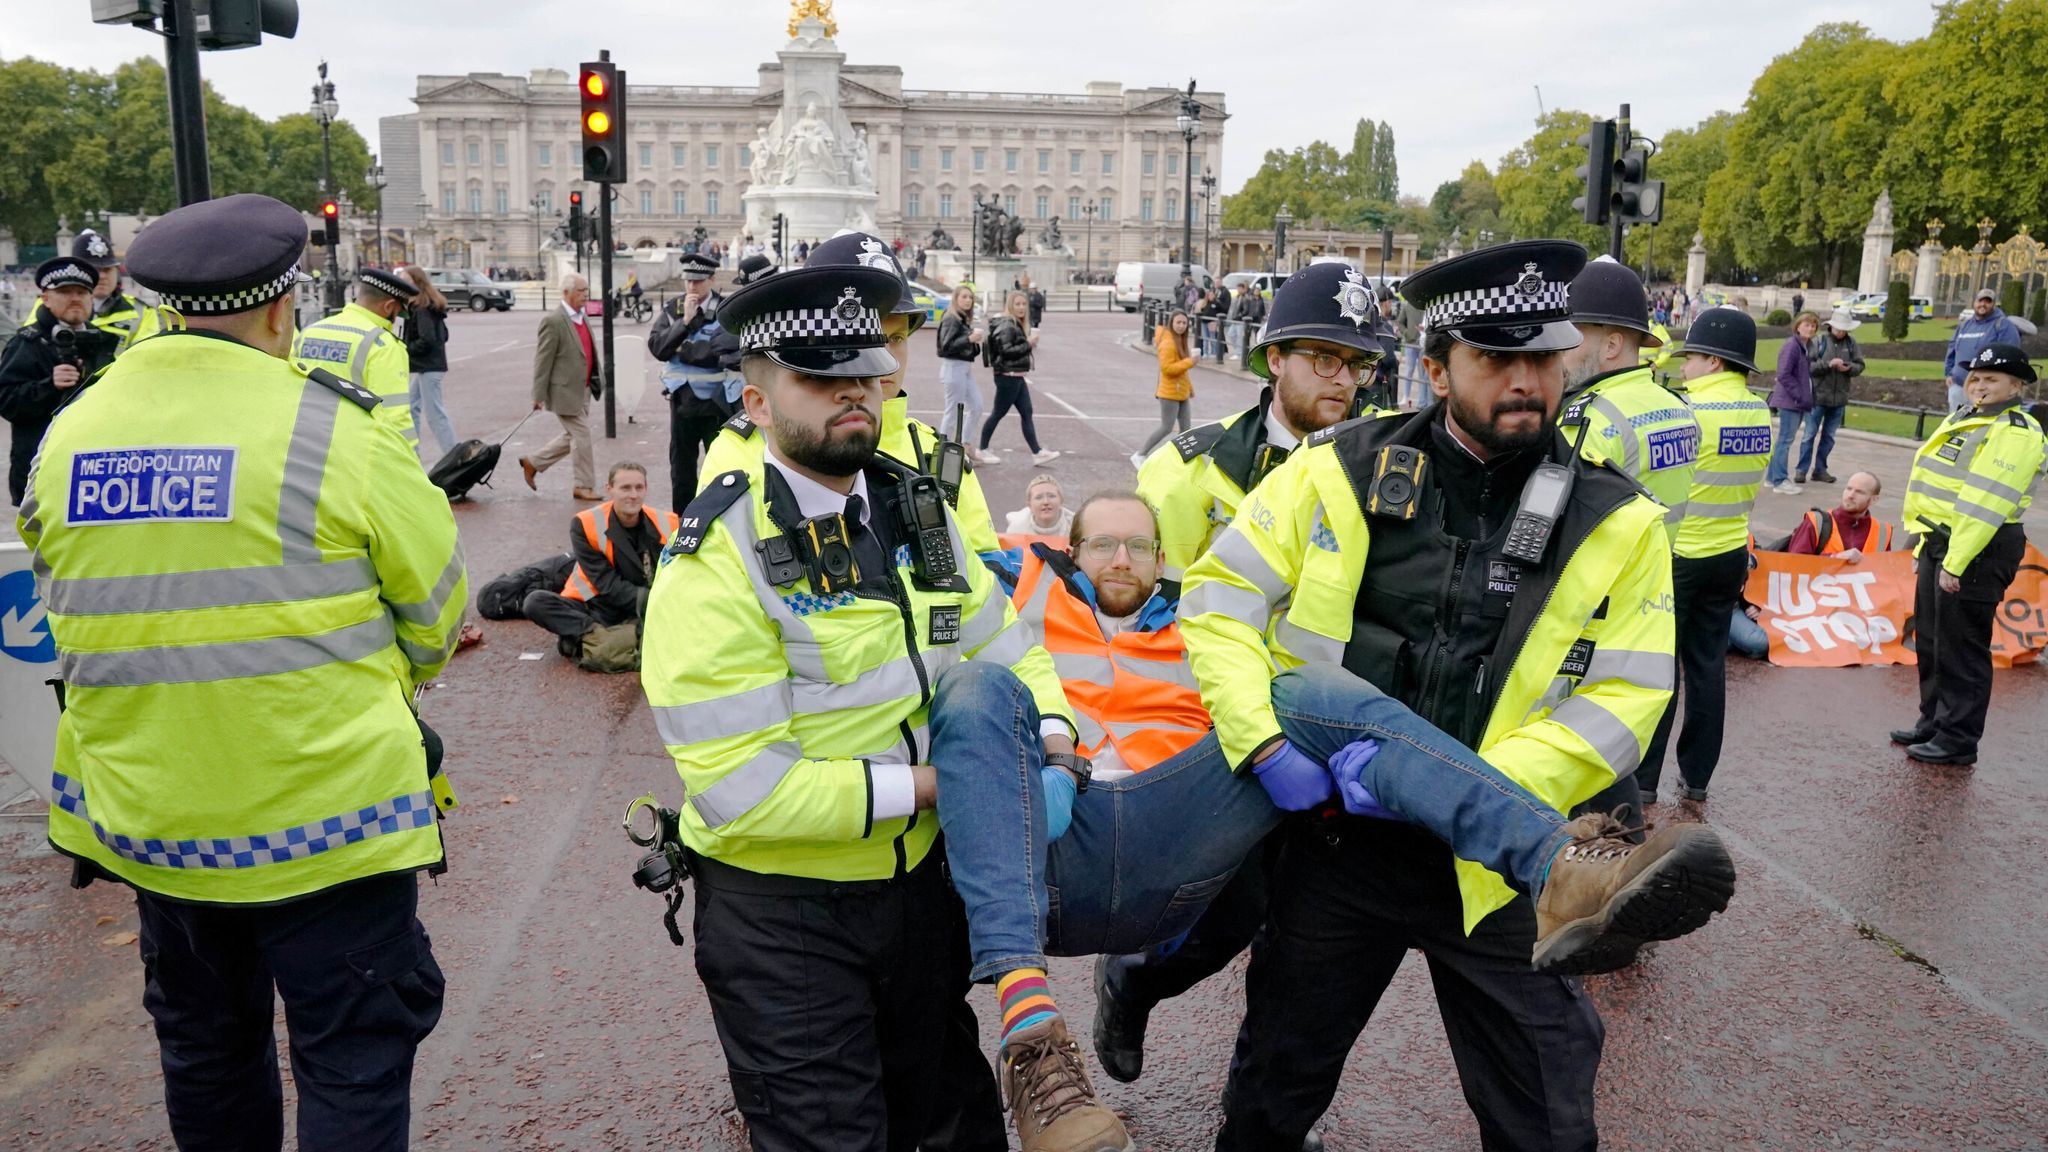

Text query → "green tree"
[1372,122,1399,203]
[1223,123,1401,233]
[1702,23,1906,287]
[262,113,377,213]
[1493,109,1608,253]
[0,58,114,244]
[1345,118,1379,204]
[99,57,274,216]
[1623,112,1738,282]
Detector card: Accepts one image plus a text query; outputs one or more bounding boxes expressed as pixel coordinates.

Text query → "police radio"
[1502,462,1575,566]
[897,474,958,583]
[798,513,860,594]
[1366,445,1427,520]
[930,403,969,506]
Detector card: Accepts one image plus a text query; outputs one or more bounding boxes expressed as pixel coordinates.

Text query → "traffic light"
[579,60,627,183]
[1612,147,1664,225]
[772,213,787,259]
[1573,120,1616,226]
[320,198,340,251]
[568,190,585,243]
[192,0,299,49]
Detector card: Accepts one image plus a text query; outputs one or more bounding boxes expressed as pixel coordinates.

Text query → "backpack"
[476,553,575,620]
[577,619,642,673]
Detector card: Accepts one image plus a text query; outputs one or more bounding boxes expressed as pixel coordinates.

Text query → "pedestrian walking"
[401,264,457,457]
[1767,311,1819,493]
[1135,309,1197,466]
[1396,293,1425,408]
[979,289,1059,465]
[936,284,996,462]
[1894,343,2045,766]
[21,193,466,1150]
[1945,288,2023,412]
[1797,308,1866,484]
[520,272,601,501]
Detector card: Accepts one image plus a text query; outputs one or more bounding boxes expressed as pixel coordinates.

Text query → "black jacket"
[649,291,739,369]
[936,309,979,362]
[0,311,119,504]
[987,316,1034,375]
[576,507,667,624]
[404,305,450,373]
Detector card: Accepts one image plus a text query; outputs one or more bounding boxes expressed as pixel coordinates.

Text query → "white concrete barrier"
[0,542,57,800]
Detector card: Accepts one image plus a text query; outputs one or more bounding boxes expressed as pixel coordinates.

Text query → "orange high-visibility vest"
[1801,509,1895,555]
[562,501,681,601]
[1011,548,1210,773]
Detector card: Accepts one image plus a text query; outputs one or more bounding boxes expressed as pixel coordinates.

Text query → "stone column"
[1685,232,1708,298]
[1857,189,1895,295]
[1914,239,1942,300]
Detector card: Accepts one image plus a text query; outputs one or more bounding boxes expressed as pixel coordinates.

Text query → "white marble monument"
[1858,189,1896,295]
[742,4,880,245]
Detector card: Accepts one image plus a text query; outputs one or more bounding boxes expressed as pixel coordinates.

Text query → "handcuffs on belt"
[623,794,691,946]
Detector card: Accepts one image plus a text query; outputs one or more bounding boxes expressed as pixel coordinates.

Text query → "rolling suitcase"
[429,410,534,500]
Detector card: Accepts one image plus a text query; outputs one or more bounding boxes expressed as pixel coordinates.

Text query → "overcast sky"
[13,0,1936,198]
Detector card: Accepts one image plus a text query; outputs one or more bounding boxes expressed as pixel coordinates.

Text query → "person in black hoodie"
[979,289,1060,464]
[401,265,456,456]
[0,257,120,504]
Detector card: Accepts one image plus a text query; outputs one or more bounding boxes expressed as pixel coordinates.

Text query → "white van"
[1114,261,1210,312]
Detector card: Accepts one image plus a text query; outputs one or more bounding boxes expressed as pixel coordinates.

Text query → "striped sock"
[997,968,1059,1044]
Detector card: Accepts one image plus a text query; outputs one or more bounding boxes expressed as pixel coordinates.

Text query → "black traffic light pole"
[1611,104,1630,260]
[600,182,616,438]
[163,0,212,205]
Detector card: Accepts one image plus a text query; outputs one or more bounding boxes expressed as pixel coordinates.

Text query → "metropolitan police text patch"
[1718,426,1771,458]
[1647,425,1700,471]
[297,337,352,365]
[66,447,236,525]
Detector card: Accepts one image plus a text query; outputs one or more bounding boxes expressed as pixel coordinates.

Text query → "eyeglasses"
[1077,535,1159,562]
[1286,347,1378,379]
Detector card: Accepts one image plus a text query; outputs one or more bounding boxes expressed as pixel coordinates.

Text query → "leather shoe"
[1889,727,1932,746]
[1906,740,1976,766]
[572,487,602,502]
[1813,471,1838,484]
[1091,955,1148,1084]
[519,456,538,491]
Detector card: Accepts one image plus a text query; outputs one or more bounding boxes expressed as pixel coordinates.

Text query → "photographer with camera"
[0,256,120,505]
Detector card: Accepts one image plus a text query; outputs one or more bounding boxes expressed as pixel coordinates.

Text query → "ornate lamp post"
[311,62,340,307]
[1975,216,1996,294]
[1175,80,1202,277]
[1198,167,1218,274]
[1477,229,1495,248]
[367,154,386,266]
[1083,201,1097,284]
[1273,203,1292,275]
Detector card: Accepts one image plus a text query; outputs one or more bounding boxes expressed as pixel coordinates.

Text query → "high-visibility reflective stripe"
[1162,564,1187,582]
[689,740,803,827]
[1207,529,1291,601]
[1685,499,1757,518]
[653,680,795,746]
[278,382,341,564]
[50,772,434,870]
[1546,693,1642,777]
[1276,616,1344,665]
[1585,394,1639,472]
[971,620,1032,668]
[1663,503,1687,526]
[59,615,397,688]
[1106,719,1207,739]
[793,655,925,715]
[960,592,1010,650]
[1112,651,1200,690]
[389,547,467,626]
[1052,651,1116,687]
[1951,497,2014,527]
[1073,712,1109,747]
[1526,675,1573,720]
[396,630,458,667]
[42,557,378,616]
[1180,581,1271,629]
[1965,475,2030,506]
[1581,648,1674,692]
[1694,465,1764,485]
[722,507,828,676]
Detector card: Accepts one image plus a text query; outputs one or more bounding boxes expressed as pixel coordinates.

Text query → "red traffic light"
[320,200,339,218]
[569,191,583,207]
[582,70,607,98]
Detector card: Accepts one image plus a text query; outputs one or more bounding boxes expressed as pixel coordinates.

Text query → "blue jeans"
[930,661,1576,983]
[1766,406,1807,485]
[409,371,457,457]
[1948,380,1968,413]
[1400,345,1426,408]
[1797,404,1844,478]
[1729,606,1769,659]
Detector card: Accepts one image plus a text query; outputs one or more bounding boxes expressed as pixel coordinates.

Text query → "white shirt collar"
[764,442,872,525]
[1263,404,1302,452]
[562,300,586,325]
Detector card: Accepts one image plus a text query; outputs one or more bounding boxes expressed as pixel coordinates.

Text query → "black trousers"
[691,851,993,1152]
[1100,828,1279,1011]
[1216,822,1603,1152]
[979,373,1042,453]
[1915,526,2025,753]
[668,388,732,508]
[134,871,444,1152]
[1637,544,1749,797]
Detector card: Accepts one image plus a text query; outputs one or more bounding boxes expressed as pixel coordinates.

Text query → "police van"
[1114,261,1210,312]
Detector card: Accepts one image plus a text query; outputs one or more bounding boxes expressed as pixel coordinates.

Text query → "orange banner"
[1745,545,2048,668]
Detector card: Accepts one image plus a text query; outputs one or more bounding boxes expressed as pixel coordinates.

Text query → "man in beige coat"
[521,272,601,500]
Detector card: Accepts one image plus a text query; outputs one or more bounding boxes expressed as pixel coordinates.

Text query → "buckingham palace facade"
[384,65,1226,276]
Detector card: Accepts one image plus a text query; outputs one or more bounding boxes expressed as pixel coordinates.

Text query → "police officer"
[1635,306,1771,815]
[1894,343,2045,765]
[72,228,151,349]
[1136,261,1385,589]
[293,266,421,445]
[651,250,740,507]
[18,194,466,1150]
[639,259,1123,1152]
[0,257,121,505]
[1182,241,1721,1151]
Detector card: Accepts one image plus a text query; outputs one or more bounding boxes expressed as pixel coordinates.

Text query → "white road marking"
[451,339,521,363]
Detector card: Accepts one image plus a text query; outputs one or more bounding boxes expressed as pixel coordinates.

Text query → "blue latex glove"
[1040,764,1077,842]
[1328,738,1397,819]
[1251,740,1335,811]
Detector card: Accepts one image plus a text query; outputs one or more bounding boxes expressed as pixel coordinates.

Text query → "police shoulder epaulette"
[2008,408,2032,429]
[668,471,751,556]
[1304,414,1372,449]
[1171,421,1228,462]
[303,366,382,413]
[722,410,758,438]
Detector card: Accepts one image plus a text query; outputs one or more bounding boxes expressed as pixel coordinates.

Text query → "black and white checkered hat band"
[39,266,97,291]
[158,262,303,315]
[1423,281,1571,332]
[741,304,883,350]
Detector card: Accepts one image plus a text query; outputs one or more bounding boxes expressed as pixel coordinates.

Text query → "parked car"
[425,268,515,312]
[1221,271,1288,300]
[906,283,945,324]
[1114,261,1211,312]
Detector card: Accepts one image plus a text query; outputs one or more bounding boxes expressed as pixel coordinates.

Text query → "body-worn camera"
[896,474,957,583]
[1367,445,1427,520]
[1251,443,1292,488]
[798,513,860,594]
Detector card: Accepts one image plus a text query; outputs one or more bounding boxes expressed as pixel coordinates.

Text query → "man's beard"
[1445,378,1552,456]
[1095,578,1151,618]
[774,403,880,476]
[1276,376,1347,435]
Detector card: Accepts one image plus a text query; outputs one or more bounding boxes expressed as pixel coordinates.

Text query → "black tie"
[843,493,894,586]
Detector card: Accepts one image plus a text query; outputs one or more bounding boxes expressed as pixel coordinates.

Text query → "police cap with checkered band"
[1246,262,1385,380]
[717,259,903,378]
[807,230,928,333]
[1402,238,1588,354]
[125,194,312,317]
[35,256,98,293]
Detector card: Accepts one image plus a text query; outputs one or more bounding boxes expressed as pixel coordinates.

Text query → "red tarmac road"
[3,307,2045,1150]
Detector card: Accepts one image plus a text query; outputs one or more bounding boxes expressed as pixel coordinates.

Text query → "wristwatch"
[1043,751,1093,794]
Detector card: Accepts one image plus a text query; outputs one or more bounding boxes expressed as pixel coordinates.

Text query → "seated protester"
[1004,472,1073,537]
[522,461,678,661]
[1786,471,1895,560]
[1730,537,1769,660]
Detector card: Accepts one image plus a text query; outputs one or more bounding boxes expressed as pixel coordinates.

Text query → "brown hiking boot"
[1531,811,1737,976]
[1000,1016,1134,1152]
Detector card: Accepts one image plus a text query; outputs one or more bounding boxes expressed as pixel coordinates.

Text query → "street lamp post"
[1083,201,1096,285]
[1478,229,1495,248]
[367,154,386,266]
[1175,80,1201,278]
[1273,203,1292,275]
[1198,167,1217,274]
[1975,216,1997,295]
[311,62,340,309]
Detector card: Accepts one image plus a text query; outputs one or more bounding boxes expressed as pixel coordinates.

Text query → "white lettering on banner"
[1762,570,1881,615]
[1769,610,1901,655]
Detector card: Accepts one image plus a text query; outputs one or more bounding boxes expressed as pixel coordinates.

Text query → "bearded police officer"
[0,257,122,505]
[1634,306,1771,815]
[639,259,1109,1152]
[651,249,741,507]
[1894,343,2045,765]
[18,194,467,1149]
[293,266,421,446]
[1181,241,1732,1151]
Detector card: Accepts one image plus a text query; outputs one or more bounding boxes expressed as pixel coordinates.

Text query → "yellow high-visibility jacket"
[293,301,417,445]
[1673,370,1770,559]
[1903,401,2045,575]
[1564,364,1700,543]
